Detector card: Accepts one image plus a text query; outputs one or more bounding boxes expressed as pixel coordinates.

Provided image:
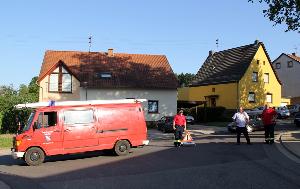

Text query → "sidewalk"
[279,131,300,160]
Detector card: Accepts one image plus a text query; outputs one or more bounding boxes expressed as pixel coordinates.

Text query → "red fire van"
[11,99,149,166]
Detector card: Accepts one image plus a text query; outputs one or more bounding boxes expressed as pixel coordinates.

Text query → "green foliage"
[249,0,300,32]
[176,73,196,87]
[190,106,227,122]
[0,77,39,133]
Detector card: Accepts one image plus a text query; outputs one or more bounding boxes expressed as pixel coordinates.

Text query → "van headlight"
[16,140,22,147]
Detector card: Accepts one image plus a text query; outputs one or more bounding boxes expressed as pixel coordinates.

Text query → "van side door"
[32,111,62,155]
[63,108,98,149]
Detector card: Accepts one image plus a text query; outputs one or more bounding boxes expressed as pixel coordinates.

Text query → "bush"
[190,106,227,122]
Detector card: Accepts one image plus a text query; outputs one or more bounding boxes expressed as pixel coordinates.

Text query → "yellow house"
[178,40,282,110]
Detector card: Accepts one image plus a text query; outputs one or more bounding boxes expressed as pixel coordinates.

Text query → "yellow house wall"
[239,45,281,109]
[177,87,190,101]
[187,83,238,109]
[38,75,81,102]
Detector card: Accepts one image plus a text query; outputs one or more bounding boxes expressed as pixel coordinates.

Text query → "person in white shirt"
[232,107,251,145]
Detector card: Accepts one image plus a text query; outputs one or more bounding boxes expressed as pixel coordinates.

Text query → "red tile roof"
[38,50,178,89]
[287,53,300,63]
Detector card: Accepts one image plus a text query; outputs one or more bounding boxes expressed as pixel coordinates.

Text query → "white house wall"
[79,88,177,121]
[273,55,300,98]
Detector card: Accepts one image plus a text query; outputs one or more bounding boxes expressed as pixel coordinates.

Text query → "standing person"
[173,109,187,147]
[261,104,277,144]
[232,107,251,145]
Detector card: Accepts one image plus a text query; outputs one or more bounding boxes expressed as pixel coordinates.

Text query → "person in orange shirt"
[173,109,187,147]
[261,104,277,144]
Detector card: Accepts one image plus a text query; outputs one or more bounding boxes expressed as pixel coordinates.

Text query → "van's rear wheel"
[114,140,130,156]
[24,147,45,166]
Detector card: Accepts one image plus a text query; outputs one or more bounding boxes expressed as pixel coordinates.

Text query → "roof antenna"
[216,38,219,51]
[88,35,92,52]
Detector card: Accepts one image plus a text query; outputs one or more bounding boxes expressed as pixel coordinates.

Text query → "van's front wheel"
[24,147,45,166]
[114,140,130,156]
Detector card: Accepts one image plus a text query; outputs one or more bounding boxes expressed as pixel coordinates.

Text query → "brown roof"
[287,53,300,63]
[38,50,178,89]
[190,41,281,86]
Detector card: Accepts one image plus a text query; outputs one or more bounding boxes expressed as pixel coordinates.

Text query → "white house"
[37,49,179,121]
[272,53,300,104]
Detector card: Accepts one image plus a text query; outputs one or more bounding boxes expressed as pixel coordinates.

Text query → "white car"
[275,106,290,119]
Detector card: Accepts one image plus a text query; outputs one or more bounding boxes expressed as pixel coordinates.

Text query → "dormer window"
[97,72,112,79]
[49,66,72,93]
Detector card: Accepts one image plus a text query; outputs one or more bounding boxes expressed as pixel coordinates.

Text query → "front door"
[62,108,98,149]
[33,111,63,155]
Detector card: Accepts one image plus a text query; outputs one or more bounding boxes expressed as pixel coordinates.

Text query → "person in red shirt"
[261,104,277,144]
[173,109,187,147]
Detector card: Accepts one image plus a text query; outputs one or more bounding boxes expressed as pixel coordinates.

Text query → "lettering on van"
[42,131,52,143]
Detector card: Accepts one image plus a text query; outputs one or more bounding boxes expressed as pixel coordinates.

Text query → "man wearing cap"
[173,109,187,147]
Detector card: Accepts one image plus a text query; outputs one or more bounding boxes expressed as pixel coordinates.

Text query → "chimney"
[108,48,114,57]
[209,50,214,56]
[254,39,260,45]
[292,52,296,56]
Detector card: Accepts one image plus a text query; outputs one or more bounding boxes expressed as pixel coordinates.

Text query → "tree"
[249,0,300,32]
[176,73,195,87]
[0,76,39,133]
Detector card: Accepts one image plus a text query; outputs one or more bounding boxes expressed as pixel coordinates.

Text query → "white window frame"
[266,93,272,103]
[252,72,258,82]
[264,73,269,83]
[248,92,255,103]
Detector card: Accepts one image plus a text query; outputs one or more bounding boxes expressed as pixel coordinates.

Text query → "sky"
[0,0,299,88]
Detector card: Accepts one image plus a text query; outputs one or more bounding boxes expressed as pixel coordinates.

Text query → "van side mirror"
[33,122,38,131]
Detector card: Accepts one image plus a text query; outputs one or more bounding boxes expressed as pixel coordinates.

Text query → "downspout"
[237,81,239,111]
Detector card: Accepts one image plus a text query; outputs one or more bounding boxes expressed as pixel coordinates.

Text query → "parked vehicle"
[294,112,300,127]
[186,115,195,125]
[11,99,149,166]
[156,116,174,133]
[245,106,265,115]
[275,106,290,119]
[227,113,264,133]
[287,104,300,116]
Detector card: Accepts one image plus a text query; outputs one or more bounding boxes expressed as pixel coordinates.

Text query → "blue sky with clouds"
[0,0,299,87]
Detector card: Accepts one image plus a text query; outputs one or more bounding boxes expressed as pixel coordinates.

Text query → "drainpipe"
[237,81,239,111]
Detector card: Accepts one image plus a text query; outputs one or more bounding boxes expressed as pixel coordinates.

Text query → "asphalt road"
[0,120,300,189]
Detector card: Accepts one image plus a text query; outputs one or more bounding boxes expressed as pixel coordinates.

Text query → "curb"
[278,132,300,160]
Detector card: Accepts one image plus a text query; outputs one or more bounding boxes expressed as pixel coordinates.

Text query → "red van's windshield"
[22,111,35,133]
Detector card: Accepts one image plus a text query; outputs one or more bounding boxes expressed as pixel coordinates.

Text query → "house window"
[264,73,269,83]
[263,61,266,65]
[275,62,281,69]
[49,66,72,93]
[252,72,258,82]
[148,100,159,113]
[266,93,272,103]
[248,92,255,103]
[212,88,215,92]
[257,60,260,65]
[97,72,112,79]
[288,61,293,68]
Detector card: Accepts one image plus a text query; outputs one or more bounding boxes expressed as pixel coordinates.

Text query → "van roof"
[15,99,147,109]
